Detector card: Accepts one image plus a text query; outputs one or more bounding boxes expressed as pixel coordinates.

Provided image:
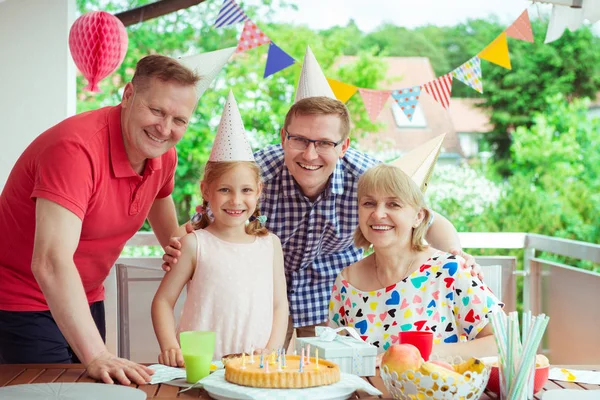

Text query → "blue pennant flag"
[214,0,248,28]
[264,42,295,78]
[391,86,422,122]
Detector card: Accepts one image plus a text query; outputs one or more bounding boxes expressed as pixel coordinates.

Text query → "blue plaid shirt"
[255,145,379,327]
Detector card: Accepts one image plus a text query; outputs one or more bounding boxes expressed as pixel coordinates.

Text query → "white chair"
[474,256,517,311]
[115,259,186,363]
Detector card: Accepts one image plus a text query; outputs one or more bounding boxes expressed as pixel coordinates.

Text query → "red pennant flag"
[506,10,534,43]
[236,20,271,53]
[358,88,392,122]
[422,74,453,110]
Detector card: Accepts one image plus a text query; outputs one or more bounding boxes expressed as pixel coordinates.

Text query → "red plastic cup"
[399,331,433,361]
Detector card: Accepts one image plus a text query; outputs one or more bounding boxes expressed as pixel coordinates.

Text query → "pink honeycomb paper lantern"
[69,11,128,92]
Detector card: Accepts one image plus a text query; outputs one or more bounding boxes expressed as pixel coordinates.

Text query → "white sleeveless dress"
[177,229,274,360]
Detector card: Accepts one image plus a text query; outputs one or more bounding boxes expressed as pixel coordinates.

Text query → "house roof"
[336,56,489,157]
[450,98,493,133]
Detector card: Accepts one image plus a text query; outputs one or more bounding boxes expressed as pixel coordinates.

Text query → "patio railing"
[105,232,600,364]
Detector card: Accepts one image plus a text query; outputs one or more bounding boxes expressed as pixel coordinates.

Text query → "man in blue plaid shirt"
[254,95,474,348]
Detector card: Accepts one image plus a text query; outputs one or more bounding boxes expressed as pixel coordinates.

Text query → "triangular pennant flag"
[422,74,453,110]
[389,133,446,193]
[451,57,483,94]
[358,88,392,122]
[327,78,358,103]
[177,47,236,101]
[236,20,271,53]
[209,90,254,162]
[295,46,336,102]
[264,42,295,78]
[479,32,512,70]
[505,10,534,43]
[214,0,248,28]
[391,86,422,121]
[544,6,584,44]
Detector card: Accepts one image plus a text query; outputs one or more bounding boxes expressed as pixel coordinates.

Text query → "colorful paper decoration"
[544,6,584,44]
[451,57,483,94]
[327,78,358,103]
[236,20,271,53]
[295,46,335,102]
[422,74,453,110]
[177,47,236,101]
[264,43,295,78]
[505,10,534,43]
[358,88,392,122]
[68,11,128,93]
[209,90,254,162]
[479,32,512,70]
[391,86,422,121]
[214,0,248,28]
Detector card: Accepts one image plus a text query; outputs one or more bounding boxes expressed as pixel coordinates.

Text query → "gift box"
[295,326,377,376]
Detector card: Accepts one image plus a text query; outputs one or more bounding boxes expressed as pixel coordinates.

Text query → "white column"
[0,0,76,188]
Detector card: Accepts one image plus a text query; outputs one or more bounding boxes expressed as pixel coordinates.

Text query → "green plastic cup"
[180,330,216,384]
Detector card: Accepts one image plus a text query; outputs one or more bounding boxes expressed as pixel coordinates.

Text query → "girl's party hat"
[294,45,336,103]
[208,90,255,162]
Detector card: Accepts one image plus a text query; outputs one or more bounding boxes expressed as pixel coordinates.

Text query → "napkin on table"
[549,368,600,385]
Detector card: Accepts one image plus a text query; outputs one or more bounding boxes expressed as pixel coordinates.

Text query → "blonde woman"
[328,164,503,360]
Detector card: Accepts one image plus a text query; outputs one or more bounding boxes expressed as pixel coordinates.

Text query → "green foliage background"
[76,1,599,272]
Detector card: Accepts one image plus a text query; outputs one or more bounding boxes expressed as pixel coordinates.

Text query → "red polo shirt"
[0,105,176,311]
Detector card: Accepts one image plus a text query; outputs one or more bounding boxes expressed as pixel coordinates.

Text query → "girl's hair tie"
[249,215,268,225]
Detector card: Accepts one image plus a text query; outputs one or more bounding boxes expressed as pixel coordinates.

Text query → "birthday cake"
[224,354,340,388]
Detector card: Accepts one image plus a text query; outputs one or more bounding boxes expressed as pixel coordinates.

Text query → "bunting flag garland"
[359,88,392,122]
[391,86,421,121]
[327,78,358,103]
[544,6,584,44]
[422,74,453,110]
[236,20,271,53]
[214,0,248,28]
[451,56,483,94]
[264,42,295,78]
[479,32,512,70]
[505,10,534,43]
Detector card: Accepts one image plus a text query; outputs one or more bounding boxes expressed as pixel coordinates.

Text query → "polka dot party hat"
[208,90,255,162]
[294,45,336,103]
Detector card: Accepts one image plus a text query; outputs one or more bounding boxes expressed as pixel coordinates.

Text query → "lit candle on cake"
[306,344,311,364]
[265,358,269,373]
[242,352,246,369]
[316,349,319,369]
[300,349,304,372]
[259,354,264,368]
[282,349,287,368]
[250,346,254,363]
[277,353,282,371]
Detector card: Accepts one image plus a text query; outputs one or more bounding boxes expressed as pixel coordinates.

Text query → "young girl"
[152,92,288,366]
[328,164,504,360]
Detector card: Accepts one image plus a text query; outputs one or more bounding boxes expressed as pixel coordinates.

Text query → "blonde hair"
[354,164,431,251]
[284,96,351,140]
[193,161,268,237]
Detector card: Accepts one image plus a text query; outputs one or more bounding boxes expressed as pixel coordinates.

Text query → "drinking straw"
[509,315,549,399]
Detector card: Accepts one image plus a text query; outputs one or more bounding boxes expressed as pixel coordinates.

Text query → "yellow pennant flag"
[327,78,358,103]
[479,32,512,70]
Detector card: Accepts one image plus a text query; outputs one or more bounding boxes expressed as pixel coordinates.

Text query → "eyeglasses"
[285,131,344,154]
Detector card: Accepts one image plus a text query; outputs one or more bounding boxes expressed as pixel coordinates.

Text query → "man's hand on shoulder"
[448,248,484,281]
[86,350,154,385]
[161,222,194,272]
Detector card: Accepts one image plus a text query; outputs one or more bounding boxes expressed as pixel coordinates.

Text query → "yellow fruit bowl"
[381,357,491,400]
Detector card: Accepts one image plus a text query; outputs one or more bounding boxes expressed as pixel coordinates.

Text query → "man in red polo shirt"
[0,55,198,385]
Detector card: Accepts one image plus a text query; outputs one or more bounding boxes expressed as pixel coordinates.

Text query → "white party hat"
[294,45,336,103]
[389,133,446,193]
[178,47,236,101]
[209,90,254,162]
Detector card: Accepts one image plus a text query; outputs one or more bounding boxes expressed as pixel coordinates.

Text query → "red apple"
[381,344,423,376]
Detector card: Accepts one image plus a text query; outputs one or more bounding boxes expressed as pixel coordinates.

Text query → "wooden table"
[1,364,599,399]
